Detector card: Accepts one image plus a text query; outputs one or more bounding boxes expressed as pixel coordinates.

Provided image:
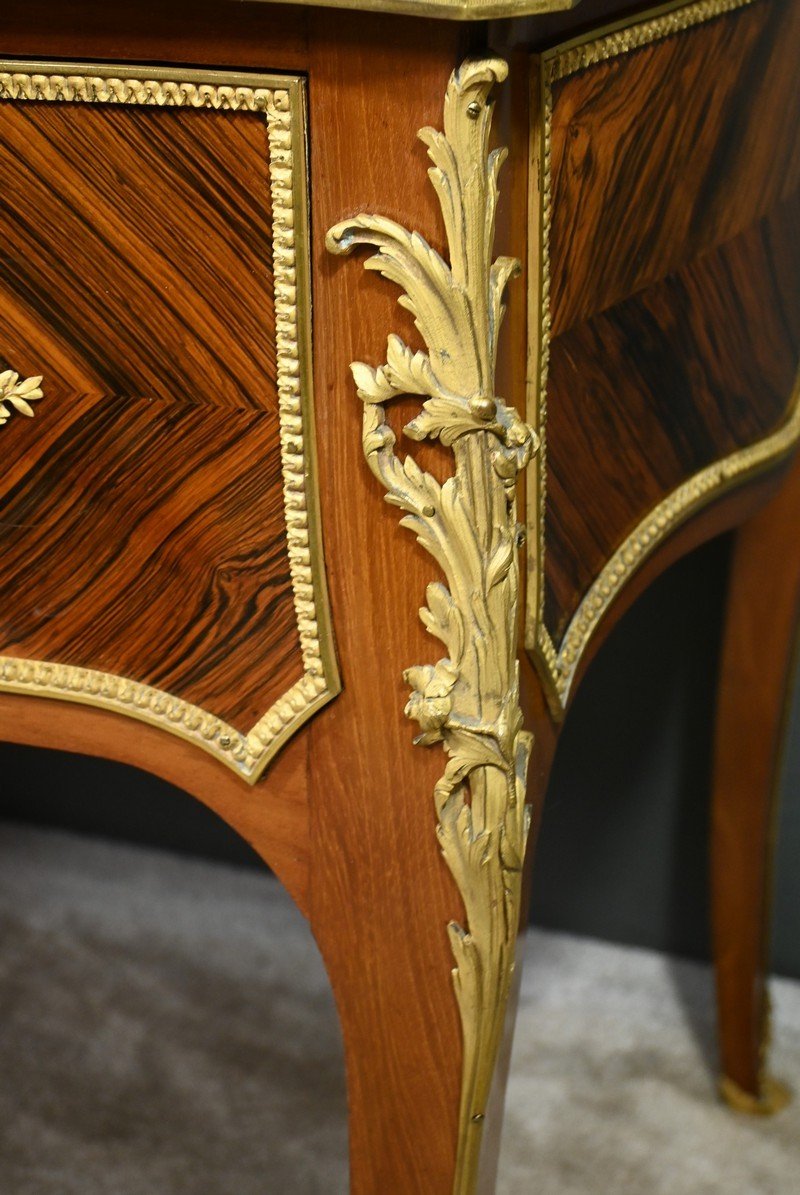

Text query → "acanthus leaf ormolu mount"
[326,57,538,1195]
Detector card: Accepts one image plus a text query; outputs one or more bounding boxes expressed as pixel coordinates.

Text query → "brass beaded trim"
[0,71,271,109]
[551,392,800,703]
[546,0,760,84]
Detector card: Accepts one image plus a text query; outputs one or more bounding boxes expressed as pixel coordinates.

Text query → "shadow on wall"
[775,662,800,977]
[0,534,798,977]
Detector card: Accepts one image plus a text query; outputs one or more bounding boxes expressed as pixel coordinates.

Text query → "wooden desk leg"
[310,829,505,1194]
[711,455,800,1114]
[303,657,556,1194]
[312,54,541,1193]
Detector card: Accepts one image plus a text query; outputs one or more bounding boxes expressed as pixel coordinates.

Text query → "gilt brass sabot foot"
[719,1074,792,1116]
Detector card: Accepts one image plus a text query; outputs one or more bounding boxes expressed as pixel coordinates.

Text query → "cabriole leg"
[711,454,800,1113]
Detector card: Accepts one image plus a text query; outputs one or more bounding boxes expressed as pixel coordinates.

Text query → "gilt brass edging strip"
[0,63,339,783]
[527,0,795,712]
[527,57,553,705]
[543,0,761,81]
[248,82,342,758]
[0,658,257,770]
[244,0,578,20]
[554,387,800,703]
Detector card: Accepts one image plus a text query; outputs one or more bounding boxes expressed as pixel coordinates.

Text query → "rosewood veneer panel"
[0,396,299,727]
[0,102,277,406]
[537,0,800,653]
[547,0,800,338]
[544,201,800,639]
[0,91,305,735]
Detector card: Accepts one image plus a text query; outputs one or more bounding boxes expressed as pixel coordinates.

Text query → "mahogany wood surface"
[0,0,798,1190]
[541,0,800,642]
[712,449,800,1099]
[305,17,476,1192]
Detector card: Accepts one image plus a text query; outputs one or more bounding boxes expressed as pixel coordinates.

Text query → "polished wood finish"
[541,0,800,641]
[544,205,800,638]
[5,7,475,1190]
[0,102,280,410]
[547,4,800,337]
[0,0,309,73]
[0,0,797,1190]
[0,399,301,725]
[306,18,473,1191]
[712,450,800,1100]
[0,95,304,730]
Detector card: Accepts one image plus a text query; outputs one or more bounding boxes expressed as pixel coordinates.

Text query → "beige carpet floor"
[0,823,797,1194]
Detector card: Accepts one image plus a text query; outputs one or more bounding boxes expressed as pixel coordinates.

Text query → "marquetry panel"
[0,64,339,781]
[0,100,278,408]
[528,0,800,707]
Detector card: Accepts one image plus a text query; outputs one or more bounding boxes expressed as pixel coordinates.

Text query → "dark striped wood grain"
[0,96,304,730]
[547,0,800,339]
[0,102,277,406]
[541,0,800,644]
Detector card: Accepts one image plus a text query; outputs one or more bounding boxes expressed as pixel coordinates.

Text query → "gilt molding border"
[526,0,800,711]
[0,62,340,783]
[243,0,578,20]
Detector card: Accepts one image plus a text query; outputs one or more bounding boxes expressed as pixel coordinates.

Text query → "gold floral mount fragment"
[0,368,44,426]
[327,56,538,1195]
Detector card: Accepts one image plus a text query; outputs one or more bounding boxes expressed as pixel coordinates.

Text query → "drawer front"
[528,0,800,707]
[0,64,338,782]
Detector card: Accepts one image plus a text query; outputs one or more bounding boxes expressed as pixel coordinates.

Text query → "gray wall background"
[1,533,798,977]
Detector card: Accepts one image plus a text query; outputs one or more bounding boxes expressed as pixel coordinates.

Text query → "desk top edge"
[239,0,578,22]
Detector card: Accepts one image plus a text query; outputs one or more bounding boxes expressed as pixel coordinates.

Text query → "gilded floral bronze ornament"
[327,56,538,1194]
[0,368,43,426]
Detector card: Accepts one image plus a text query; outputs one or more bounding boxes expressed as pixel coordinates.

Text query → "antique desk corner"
[0,0,798,1190]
